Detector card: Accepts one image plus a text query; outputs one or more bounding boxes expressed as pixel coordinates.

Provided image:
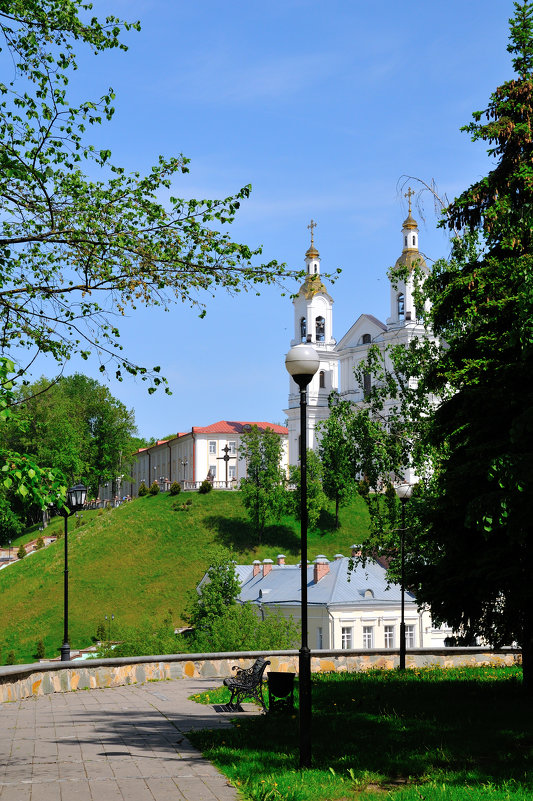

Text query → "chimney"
[313,556,330,583]
[334,553,344,561]
[351,544,361,558]
[276,554,286,566]
[252,560,261,577]
[262,558,273,577]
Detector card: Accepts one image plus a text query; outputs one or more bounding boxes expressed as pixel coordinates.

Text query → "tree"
[316,394,359,528]
[3,373,137,497]
[403,2,533,691]
[352,2,533,689]
[0,1,304,397]
[185,550,242,632]
[239,426,285,539]
[289,449,327,531]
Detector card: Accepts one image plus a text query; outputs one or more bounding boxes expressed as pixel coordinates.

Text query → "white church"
[285,199,429,468]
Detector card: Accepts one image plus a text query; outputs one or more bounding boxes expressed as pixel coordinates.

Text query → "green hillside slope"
[0,491,370,664]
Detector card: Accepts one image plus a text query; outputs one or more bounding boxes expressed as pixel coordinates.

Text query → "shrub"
[138,481,148,497]
[17,544,26,559]
[96,622,106,641]
[6,650,15,665]
[149,481,160,496]
[35,536,45,549]
[170,481,181,496]
[36,639,45,659]
[199,479,212,494]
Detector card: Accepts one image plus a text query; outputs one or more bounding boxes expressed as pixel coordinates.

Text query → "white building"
[115,421,288,498]
[285,202,430,467]
[232,548,451,650]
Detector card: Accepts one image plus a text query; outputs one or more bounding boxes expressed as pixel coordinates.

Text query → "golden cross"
[307,219,317,246]
[404,187,415,214]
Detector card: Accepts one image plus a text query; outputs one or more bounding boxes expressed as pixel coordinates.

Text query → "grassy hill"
[0,490,371,664]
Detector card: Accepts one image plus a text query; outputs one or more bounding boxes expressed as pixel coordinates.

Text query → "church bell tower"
[285,221,339,466]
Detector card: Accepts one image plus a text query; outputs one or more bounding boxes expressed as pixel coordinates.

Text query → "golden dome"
[305,243,319,259]
[395,250,427,272]
[300,274,330,299]
[402,212,418,230]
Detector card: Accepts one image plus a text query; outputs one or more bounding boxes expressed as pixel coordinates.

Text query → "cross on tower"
[307,219,317,246]
[404,187,415,215]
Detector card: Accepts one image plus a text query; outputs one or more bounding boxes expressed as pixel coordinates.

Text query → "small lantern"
[67,483,87,510]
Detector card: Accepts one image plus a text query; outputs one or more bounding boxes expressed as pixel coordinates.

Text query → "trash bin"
[267,671,295,713]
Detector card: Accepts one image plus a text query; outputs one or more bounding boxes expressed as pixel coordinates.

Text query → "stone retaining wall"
[0,648,521,704]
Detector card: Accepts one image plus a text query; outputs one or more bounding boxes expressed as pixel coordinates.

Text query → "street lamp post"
[394,482,413,670]
[180,459,188,481]
[60,483,87,662]
[285,342,319,769]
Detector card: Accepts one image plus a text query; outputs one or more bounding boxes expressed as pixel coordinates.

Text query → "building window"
[397,293,405,321]
[363,626,374,649]
[384,625,395,649]
[316,627,323,649]
[404,235,407,247]
[316,316,325,342]
[341,626,353,649]
[228,465,236,480]
[412,235,416,246]
[319,370,325,388]
[363,372,371,399]
[209,441,216,454]
[362,333,371,344]
[300,316,307,342]
[405,624,415,648]
[228,441,236,455]
[209,465,216,478]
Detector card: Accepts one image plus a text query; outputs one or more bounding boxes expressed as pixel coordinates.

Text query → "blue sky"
[48,0,514,439]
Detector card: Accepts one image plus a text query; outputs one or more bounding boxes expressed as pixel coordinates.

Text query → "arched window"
[319,370,325,389]
[316,316,325,342]
[300,316,306,342]
[362,333,371,344]
[412,235,416,246]
[404,235,407,247]
[397,292,405,321]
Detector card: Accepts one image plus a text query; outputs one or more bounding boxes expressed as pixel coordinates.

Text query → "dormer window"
[319,370,325,389]
[300,316,307,342]
[397,292,405,321]
[316,316,325,342]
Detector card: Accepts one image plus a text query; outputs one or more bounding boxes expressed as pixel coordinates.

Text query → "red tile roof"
[192,421,288,435]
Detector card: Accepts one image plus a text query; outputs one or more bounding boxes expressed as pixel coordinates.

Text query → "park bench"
[222,656,271,712]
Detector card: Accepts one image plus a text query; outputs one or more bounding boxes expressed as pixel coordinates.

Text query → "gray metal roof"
[234,558,416,608]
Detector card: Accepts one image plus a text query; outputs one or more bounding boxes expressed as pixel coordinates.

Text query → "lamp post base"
[299,645,312,768]
[60,643,71,662]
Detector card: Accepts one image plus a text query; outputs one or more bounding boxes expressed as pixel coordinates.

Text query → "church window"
[397,293,405,321]
[319,370,325,389]
[404,236,407,247]
[412,235,416,246]
[300,316,307,342]
[316,316,325,342]
[363,372,371,399]
[314,265,318,273]
[362,333,371,344]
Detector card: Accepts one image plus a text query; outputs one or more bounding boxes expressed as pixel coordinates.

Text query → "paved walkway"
[0,678,258,801]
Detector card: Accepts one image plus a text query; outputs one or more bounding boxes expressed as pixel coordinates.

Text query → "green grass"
[0,491,370,663]
[188,666,531,801]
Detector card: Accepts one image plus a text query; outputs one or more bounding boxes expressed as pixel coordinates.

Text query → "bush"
[199,479,212,494]
[93,611,180,658]
[149,481,160,496]
[190,604,299,653]
[170,481,181,496]
[6,650,15,665]
[35,536,45,549]
[17,544,26,559]
[138,481,148,497]
[96,622,106,641]
[36,639,45,659]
